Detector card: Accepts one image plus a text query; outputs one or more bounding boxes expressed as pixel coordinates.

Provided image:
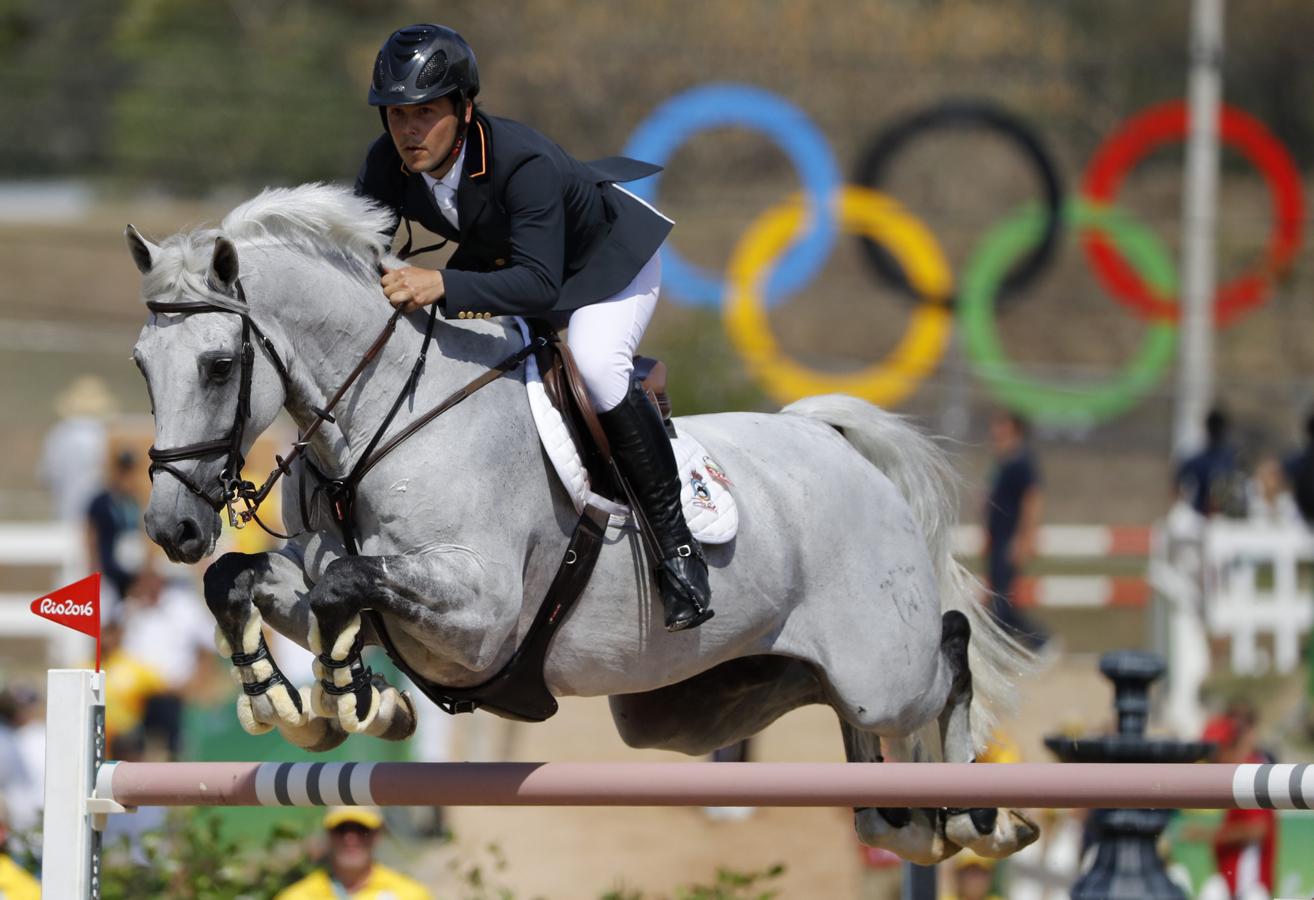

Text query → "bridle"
[145,281,293,530]
[143,272,545,542]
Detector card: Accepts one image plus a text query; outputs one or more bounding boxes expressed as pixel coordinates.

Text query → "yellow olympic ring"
[724,186,953,407]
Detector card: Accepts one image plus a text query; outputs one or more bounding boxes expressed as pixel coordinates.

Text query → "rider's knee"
[569,343,632,413]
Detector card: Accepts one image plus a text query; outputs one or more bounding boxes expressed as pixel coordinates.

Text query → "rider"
[354,24,712,632]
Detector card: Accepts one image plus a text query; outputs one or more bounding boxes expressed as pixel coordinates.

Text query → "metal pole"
[1172,0,1225,455]
[42,669,105,899]
[901,862,937,900]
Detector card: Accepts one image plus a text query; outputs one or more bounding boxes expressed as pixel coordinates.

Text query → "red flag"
[31,573,101,669]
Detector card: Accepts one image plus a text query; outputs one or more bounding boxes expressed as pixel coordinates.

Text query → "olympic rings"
[853,99,1065,309]
[724,186,953,407]
[959,200,1178,428]
[1081,100,1305,328]
[622,83,842,308]
[620,87,1303,427]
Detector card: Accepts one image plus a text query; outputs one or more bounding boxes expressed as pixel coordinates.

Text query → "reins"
[145,273,544,544]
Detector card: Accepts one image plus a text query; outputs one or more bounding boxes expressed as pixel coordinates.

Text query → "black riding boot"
[597,383,714,632]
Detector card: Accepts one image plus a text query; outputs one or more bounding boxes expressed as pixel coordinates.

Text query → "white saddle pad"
[515,319,738,544]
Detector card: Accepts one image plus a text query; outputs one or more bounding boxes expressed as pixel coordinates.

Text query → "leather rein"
[145,279,544,542]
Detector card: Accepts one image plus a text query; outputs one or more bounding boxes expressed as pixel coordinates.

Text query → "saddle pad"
[514,319,738,544]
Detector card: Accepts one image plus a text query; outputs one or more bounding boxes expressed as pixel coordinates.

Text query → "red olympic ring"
[1081,100,1305,328]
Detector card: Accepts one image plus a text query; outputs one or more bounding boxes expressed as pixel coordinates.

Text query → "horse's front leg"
[203,544,349,752]
[308,549,511,739]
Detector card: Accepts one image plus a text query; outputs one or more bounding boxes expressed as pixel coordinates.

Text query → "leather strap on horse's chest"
[364,503,609,722]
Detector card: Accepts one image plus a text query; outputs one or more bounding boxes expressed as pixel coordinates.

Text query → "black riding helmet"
[368,24,480,128]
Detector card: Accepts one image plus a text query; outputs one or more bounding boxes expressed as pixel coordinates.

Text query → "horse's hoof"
[364,683,417,742]
[854,807,961,866]
[947,807,1040,858]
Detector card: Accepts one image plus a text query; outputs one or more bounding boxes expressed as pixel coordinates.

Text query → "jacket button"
[458,311,468,319]
[483,312,493,319]
[494,258,507,267]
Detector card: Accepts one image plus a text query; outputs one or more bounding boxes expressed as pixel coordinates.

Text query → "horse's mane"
[143,183,397,299]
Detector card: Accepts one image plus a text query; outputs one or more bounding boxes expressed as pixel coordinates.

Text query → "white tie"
[434,184,459,229]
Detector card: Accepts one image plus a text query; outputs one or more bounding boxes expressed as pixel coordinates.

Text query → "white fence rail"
[1152,505,1314,737]
[0,520,85,664]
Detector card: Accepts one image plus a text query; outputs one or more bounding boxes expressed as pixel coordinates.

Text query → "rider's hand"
[381,266,445,314]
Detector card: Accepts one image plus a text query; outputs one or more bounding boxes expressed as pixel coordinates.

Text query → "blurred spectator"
[0,686,44,839]
[939,851,1001,900]
[1174,408,1242,517]
[1185,711,1277,898]
[1287,408,1314,523]
[275,807,432,899]
[39,374,114,524]
[119,570,216,759]
[983,411,1048,651]
[98,615,168,749]
[0,697,36,853]
[1245,456,1301,525]
[0,792,39,900]
[86,449,147,608]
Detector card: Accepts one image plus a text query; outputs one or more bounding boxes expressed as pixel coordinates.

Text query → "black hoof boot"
[659,544,714,632]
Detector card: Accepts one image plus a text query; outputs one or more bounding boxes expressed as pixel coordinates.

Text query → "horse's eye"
[208,357,235,381]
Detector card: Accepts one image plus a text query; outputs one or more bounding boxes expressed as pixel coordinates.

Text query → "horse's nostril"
[176,519,200,547]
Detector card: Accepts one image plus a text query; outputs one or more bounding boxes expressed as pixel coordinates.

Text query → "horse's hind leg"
[204,550,348,752]
[938,610,1039,857]
[842,722,960,866]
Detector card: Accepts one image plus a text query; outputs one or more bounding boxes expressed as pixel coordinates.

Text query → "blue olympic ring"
[623,83,842,309]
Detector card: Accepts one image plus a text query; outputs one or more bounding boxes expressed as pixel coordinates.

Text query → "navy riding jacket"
[354,111,672,320]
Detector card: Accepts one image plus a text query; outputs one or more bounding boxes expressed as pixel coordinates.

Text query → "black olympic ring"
[853,98,1065,308]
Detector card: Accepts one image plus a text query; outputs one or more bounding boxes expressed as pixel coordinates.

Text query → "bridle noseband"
[144,280,292,529]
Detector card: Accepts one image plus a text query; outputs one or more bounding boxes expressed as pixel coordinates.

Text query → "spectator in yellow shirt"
[95,616,168,749]
[275,807,431,900]
[0,792,40,900]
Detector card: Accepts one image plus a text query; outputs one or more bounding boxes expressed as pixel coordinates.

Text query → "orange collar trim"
[467,120,489,179]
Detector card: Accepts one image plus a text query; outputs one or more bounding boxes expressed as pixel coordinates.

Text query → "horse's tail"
[781,394,1034,751]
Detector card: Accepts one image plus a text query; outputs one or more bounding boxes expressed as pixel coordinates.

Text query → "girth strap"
[364,503,610,722]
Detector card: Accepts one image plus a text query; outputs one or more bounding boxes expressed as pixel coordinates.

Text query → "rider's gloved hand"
[381,266,445,313]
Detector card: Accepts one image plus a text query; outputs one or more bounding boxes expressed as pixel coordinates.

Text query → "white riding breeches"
[566,250,661,413]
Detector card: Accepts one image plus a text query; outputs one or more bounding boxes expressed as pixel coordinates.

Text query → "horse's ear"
[124,224,157,274]
[209,237,240,293]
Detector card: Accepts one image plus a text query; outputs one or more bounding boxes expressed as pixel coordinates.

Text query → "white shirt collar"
[422,144,466,196]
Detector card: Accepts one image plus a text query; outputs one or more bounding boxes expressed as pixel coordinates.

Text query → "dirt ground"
[401,654,1116,899]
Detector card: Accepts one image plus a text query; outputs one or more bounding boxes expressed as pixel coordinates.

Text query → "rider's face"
[386,97,469,175]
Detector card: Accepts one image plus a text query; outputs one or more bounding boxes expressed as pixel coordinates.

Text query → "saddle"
[529,318,673,497]
[358,318,734,723]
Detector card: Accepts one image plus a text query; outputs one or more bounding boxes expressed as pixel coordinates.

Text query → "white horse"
[127,183,1036,864]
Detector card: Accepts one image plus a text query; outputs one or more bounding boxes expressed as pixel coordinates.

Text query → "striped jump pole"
[95,758,1314,811]
[42,670,1314,899]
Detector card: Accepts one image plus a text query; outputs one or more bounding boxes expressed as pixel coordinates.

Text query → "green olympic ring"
[958,200,1177,429]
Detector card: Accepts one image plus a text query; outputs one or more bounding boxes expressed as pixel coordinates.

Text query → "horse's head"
[127,225,288,563]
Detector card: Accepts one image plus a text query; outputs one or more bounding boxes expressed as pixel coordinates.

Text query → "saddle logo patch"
[703,455,733,489]
[689,469,716,511]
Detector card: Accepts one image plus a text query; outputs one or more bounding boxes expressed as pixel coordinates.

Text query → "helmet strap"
[447,98,471,161]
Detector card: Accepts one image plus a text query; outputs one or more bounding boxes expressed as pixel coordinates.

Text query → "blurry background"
[2,1,1313,897]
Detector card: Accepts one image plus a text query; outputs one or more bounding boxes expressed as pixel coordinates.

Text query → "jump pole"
[45,669,1314,898]
[96,758,1314,811]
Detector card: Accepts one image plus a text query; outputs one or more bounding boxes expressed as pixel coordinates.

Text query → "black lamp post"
[1044,650,1214,900]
